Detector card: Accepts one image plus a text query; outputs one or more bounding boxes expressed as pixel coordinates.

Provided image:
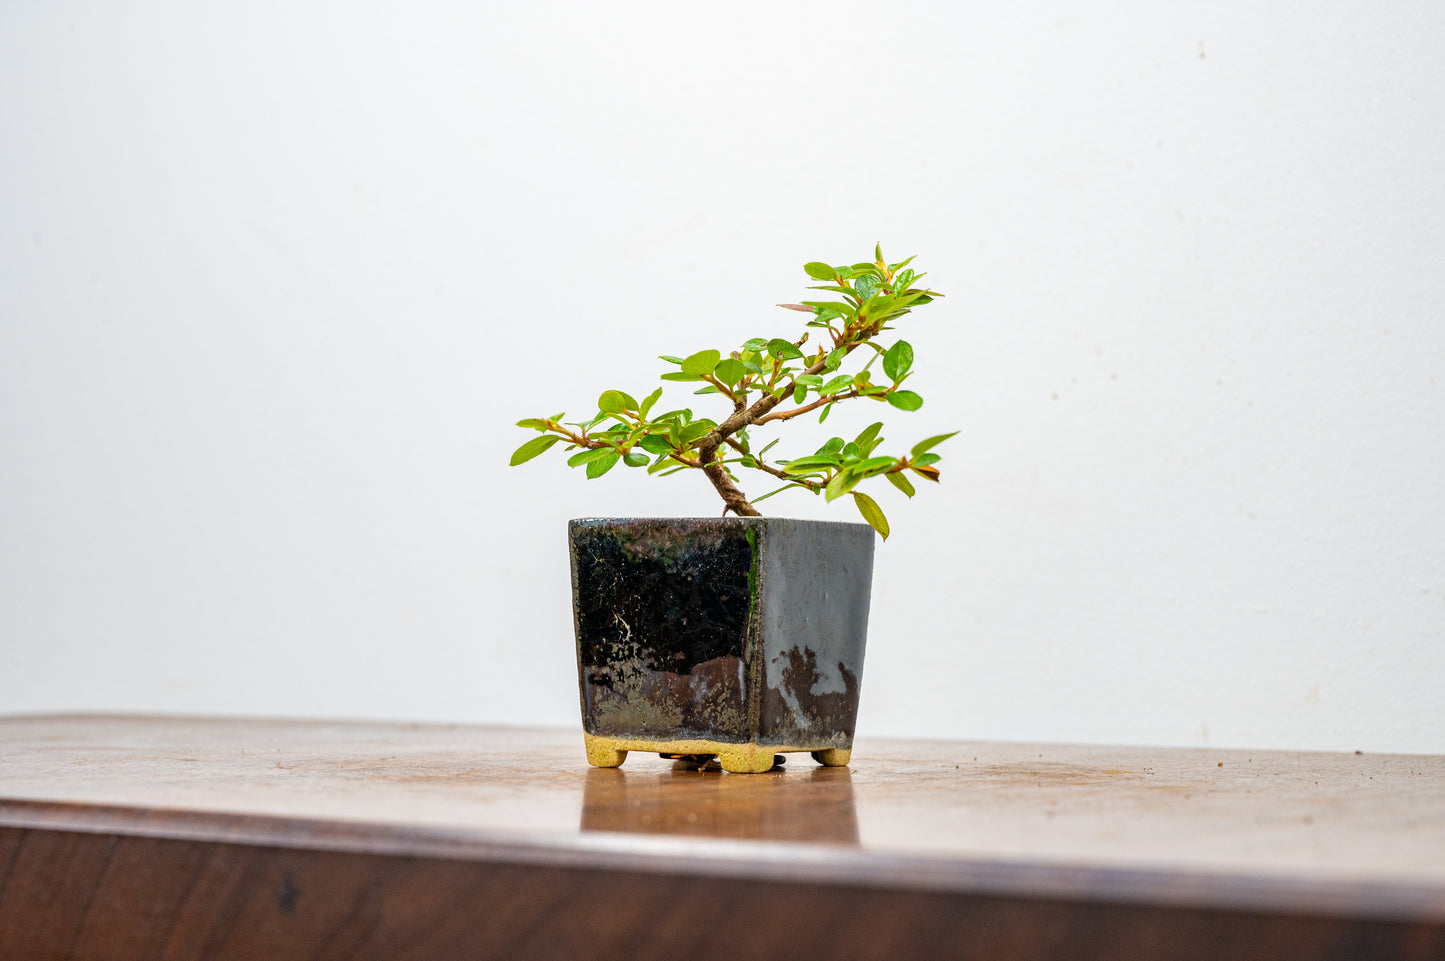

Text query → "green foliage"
[510,245,956,540]
[509,435,559,466]
[597,390,630,415]
[882,342,913,382]
[885,390,923,412]
[680,349,722,377]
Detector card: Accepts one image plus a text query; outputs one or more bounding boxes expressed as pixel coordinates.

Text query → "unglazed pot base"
[583,733,851,773]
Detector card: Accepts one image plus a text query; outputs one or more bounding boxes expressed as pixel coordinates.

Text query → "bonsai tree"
[510,245,955,540]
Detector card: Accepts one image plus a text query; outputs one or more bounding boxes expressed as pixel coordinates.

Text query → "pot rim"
[568,516,874,532]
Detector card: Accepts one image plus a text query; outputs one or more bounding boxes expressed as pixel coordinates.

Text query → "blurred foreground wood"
[1,716,1442,960]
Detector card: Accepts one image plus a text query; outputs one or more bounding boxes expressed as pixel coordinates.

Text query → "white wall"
[3,1,1442,754]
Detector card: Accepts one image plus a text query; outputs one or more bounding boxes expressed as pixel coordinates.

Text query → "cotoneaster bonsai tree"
[511,245,955,539]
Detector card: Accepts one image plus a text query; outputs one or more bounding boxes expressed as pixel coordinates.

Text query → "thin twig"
[754,388,867,425]
[723,437,820,491]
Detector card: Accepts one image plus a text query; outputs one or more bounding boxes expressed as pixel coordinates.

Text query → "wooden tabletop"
[2,715,1443,960]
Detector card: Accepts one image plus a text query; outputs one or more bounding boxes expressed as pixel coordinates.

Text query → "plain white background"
[3,2,1442,754]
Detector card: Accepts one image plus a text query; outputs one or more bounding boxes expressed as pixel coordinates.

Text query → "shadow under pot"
[568,517,875,773]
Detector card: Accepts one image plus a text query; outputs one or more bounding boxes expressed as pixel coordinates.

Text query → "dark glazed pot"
[569,517,875,773]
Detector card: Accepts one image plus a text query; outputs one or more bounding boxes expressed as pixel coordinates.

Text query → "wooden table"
[1,716,1442,960]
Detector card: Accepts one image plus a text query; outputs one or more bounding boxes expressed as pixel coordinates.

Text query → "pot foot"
[811,748,851,767]
[584,735,627,768]
[717,747,776,774]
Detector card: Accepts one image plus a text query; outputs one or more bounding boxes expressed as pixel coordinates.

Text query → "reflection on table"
[579,761,859,844]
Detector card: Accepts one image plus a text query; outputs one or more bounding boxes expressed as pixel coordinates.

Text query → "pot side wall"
[569,518,875,753]
[757,519,874,750]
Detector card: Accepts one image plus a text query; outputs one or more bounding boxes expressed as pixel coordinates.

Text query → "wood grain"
[1,715,1443,960]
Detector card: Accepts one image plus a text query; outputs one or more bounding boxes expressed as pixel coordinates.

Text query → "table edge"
[2,796,1442,924]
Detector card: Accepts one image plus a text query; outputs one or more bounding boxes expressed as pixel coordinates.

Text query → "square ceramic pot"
[568,517,875,773]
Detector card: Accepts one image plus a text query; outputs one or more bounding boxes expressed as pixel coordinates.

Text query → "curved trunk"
[695,344,863,516]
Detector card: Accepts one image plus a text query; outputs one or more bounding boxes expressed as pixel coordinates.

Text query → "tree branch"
[550,427,614,449]
[753,387,868,425]
[695,343,867,515]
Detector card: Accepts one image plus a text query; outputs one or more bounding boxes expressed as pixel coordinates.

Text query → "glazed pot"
[568,517,875,773]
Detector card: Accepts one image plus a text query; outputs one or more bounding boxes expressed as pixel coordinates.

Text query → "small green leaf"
[874,242,884,264]
[888,290,926,311]
[638,434,673,455]
[598,390,629,414]
[882,341,914,382]
[857,289,884,321]
[852,491,890,540]
[854,456,897,476]
[509,435,559,466]
[681,349,722,377]
[804,261,838,281]
[586,451,621,478]
[825,470,861,502]
[741,337,769,351]
[854,274,880,302]
[567,447,617,468]
[694,385,720,394]
[638,387,663,418]
[767,338,805,361]
[886,390,923,412]
[793,382,806,404]
[818,437,845,456]
[801,301,856,315]
[679,422,715,444]
[713,358,746,387]
[515,418,548,430]
[782,455,841,474]
[912,452,942,467]
[752,483,805,505]
[885,471,916,498]
[623,451,650,468]
[819,375,854,395]
[661,371,704,382]
[818,403,831,423]
[910,432,958,458]
[824,347,848,371]
[854,421,884,451]
[659,355,685,365]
